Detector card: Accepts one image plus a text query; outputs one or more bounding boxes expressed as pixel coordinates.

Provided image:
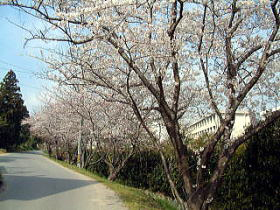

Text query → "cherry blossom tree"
[26,85,145,180]
[59,86,146,179]
[92,101,144,181]
[7,0,280,209]
[24,96,81,159]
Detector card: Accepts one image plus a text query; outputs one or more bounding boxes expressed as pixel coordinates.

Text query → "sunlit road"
[0,151,127,210]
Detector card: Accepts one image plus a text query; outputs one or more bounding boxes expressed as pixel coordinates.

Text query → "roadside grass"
[45,155,178,210]
[0,148,6,154]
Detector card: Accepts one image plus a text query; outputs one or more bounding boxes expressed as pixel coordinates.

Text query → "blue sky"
[0,6,51,114]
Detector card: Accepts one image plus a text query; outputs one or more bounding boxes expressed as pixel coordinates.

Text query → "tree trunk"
[77,116,84,168]
[108,170,118,181]
[108,164,122,181]
[187,200,210,210]
[186,201,204,210]
[160,112,212,210]
[81,149,85,168]
[67,143,71,164]
[163,118,193,197]
[107,150,134,181]
[47,143,52,157]
[186,184,213,210]
[84,151,94,169]
[55,140,59,160]
[159,151,186,209]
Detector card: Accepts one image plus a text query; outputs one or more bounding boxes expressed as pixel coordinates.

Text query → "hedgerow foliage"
[86,146,196,200]
[213,118,280,209]
[56,118,280,208]
[88,119,280,208]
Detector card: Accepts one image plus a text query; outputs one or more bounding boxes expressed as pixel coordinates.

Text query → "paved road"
[0,151,127,210]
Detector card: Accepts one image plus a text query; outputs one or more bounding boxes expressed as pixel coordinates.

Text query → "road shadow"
[0,175,98,201]
[1,166,37,175]
[0,156,29,163]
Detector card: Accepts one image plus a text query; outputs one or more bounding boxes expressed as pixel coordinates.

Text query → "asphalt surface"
[0,151,127,210]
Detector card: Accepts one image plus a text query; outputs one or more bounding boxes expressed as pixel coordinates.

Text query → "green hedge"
[213,119,280,209]
[87,150,176,196]
[86,147,196,200]
[67,119,280,209]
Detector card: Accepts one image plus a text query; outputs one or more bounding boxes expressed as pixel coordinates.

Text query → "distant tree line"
[0,70,29,151]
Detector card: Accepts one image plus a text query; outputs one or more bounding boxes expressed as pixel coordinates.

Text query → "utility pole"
[77,116,84,168]
[76,67,86,168]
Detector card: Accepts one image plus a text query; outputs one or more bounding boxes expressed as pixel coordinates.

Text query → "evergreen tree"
[0,70,29,150]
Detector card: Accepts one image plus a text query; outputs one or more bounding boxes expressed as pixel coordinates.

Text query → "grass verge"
[0,148,6,155]
[45,155,178,210]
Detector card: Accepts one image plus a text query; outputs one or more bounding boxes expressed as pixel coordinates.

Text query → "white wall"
[231,113,251,138]
[187,112,251,139]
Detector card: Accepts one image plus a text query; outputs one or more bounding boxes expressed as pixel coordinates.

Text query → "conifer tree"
[0,70,29,150]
